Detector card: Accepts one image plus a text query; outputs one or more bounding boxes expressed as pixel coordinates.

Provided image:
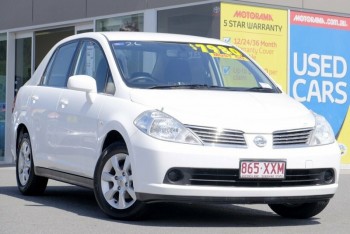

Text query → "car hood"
[129,89,315,133]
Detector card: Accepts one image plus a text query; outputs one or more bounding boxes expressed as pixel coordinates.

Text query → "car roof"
[67,32,230,46]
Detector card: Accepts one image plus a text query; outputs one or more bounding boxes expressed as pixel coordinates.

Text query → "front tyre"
[268,200,330,219]
[16,132,48,195]
[94,143,147,220]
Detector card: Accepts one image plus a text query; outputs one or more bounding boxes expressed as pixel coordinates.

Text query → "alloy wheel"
[18,141,31,186]
[100,153,136,209]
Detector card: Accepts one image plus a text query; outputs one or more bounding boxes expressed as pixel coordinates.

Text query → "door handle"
[31,95,39,103]
[59,99,69,107]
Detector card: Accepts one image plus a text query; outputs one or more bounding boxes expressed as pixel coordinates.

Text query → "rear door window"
[42,41,79,87]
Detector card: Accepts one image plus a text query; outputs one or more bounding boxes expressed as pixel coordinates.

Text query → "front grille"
[273,128,313,146]
[186,125,246,146]
[164,168,334,187]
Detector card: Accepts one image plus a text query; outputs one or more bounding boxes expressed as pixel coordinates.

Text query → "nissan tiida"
[11,32,341,220]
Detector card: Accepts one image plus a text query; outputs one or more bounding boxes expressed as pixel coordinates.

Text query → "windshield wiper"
[244,87,276,93]
[150,85,276,92]
[149,84,228,90]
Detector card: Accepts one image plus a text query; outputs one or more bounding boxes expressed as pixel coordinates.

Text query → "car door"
[30,41,79,169]
[55,40,113,177]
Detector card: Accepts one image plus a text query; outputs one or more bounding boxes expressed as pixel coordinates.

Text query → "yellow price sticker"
[189,43,247,60]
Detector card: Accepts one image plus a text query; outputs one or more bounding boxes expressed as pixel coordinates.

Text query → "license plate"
[239,161,286,179]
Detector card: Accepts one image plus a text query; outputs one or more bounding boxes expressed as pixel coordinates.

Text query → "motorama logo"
[233,11,274,21]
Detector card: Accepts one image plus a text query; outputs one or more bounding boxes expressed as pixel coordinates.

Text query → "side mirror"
[339,143,347,156]
[67,75,97,103]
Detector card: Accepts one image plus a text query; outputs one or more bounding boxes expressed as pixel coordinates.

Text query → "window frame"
[72,39,112,93]
[40,40,80,88]
[40,38,114,94]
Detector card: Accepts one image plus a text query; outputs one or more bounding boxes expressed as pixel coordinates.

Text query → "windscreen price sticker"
[240,161,286,179]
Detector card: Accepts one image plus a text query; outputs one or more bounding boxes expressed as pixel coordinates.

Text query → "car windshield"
[111,41,279,93]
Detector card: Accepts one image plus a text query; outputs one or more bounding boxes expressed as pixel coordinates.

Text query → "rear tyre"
[94,143,147,220]
[16,132,48,195]
[268,200,330,219]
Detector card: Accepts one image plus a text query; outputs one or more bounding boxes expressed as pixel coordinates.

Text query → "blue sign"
[289,12,350,137]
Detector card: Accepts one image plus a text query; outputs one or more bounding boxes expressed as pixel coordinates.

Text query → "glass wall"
[96,14,144,32]
[157,3,220,38]
[77,29,93,34]
[15,37,32,95]
[0,33,6,160]
[35,27,75,69]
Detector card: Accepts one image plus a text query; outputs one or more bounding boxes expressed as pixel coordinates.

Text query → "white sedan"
[11,32,341,220]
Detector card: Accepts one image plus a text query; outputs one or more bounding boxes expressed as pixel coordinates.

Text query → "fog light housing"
[167,169,184,183]
[323,170,334,184]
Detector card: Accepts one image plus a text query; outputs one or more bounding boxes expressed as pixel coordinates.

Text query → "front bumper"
[136,193,334,204]
[129,131,341,203]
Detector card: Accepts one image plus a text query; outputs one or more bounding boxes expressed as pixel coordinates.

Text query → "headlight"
[134,110,202,145]
[309,112,335,146]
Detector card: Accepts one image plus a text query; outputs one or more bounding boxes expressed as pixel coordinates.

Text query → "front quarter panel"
[90,96,148,177]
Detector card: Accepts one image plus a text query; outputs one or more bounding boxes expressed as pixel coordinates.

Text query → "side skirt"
[35,167,94,189]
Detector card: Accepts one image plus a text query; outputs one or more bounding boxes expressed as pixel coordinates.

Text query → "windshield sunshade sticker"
[113,42,126,46]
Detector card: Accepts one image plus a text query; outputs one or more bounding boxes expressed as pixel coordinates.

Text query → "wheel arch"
[102,130,127,153]
[15,124,38,166]
[16,124,29,155]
